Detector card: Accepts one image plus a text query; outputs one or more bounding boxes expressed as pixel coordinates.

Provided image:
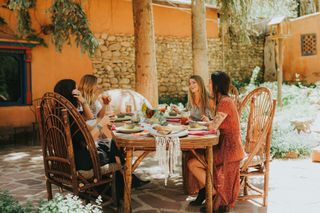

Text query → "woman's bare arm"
[207,112,228,131]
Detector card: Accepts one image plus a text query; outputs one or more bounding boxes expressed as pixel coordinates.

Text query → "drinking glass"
[180,111,190,125]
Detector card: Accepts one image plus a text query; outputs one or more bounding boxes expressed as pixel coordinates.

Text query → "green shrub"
[0,191,102,213]
[159,95,188,105]
[0,191,34,213]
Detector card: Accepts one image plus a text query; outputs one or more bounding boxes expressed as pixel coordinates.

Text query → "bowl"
[169,111,177,116]
[117,113,125,118]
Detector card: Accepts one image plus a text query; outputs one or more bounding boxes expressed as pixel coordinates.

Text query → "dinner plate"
[197,121,207,126]
[116,126,143,133]
[147,124,188,138]
[115,116,131,122]
[171,129,189,138]
[188,125,207,131]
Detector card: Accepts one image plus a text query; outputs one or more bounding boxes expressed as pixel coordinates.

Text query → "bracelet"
[82,101,88,106]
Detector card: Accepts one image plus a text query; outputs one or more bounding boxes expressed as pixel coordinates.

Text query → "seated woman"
[173,75,215,197]
[54,79,149,189]
[188,71,245,212]
[173,75,214,121]
[53,79,116,170]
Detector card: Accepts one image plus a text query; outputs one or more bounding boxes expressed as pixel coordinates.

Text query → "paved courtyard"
[0,145,320,213]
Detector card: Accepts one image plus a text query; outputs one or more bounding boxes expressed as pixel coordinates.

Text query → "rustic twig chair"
[36,92,121,204]
[229,84,240,111]
[237,87,276,206]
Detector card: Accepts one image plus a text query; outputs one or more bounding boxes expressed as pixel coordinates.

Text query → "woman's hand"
[172,105,180,113]
[101,95,111,105]
[72,89,86,105]
[201,115,210,122]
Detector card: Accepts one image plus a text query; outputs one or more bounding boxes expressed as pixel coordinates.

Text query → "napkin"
[111,124,116,130]
[188,130,216,136]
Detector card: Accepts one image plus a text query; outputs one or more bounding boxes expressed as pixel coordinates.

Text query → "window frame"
[0,43,34,106]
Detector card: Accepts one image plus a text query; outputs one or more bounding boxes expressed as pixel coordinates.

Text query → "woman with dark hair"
[188,71,245,212]
[53,79,149,197]
[53,79,114,169]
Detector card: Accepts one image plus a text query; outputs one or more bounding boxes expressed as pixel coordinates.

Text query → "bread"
[153,125,172,135]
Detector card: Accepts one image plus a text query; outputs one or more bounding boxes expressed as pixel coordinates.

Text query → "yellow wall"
[0,0,218,128]
[283,13,320,83]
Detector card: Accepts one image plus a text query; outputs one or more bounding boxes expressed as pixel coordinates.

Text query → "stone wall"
[92,34,264,98]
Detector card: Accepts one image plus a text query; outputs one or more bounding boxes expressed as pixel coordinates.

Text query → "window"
[0,47,32,106]
[301,33,317,56]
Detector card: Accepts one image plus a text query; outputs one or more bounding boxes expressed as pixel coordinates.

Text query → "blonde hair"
[78,74,98,106]
[187,75,213,114]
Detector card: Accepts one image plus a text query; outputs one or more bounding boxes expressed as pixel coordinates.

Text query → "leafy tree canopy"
[206,0,299,43]
[1,0,98,56]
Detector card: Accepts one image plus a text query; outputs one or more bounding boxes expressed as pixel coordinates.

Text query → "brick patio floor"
[1,145,320,213]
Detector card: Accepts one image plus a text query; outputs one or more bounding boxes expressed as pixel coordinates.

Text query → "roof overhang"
[152,0,218,10]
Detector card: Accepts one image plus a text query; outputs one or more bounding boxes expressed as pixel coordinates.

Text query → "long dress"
[213,96,245,208]
[184,105,214,195]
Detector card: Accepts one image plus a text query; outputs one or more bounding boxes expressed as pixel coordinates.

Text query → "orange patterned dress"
[186,96,245,208]
[213,96,245,208]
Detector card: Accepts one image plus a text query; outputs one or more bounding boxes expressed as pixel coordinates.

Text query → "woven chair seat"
[78,163,122,179]
[240,154,265,168]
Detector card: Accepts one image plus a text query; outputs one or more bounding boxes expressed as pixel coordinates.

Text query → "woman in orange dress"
[188,71,245,212]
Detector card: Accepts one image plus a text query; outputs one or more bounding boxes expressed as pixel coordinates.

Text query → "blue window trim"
[0,41,35,106]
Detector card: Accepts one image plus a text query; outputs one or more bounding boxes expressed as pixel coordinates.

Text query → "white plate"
[197,121,208,126]
[188,126,207,131]
[147,124,188,138]
[116,126,143,133]
[171,129,189,138]
[115,116,131,122]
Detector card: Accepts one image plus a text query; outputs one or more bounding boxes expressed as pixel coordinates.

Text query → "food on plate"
[117,113,125,118]
[168,111,177,116]
[189,121,201,128]
[123,123,135,129]
[153,125,172,135]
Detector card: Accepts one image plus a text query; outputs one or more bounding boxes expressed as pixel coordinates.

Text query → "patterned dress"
[186,96,245,209]
[213,96,245,208]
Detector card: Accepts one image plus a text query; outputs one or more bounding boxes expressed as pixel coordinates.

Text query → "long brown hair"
[187,75,212,114]
[78,74,98,106]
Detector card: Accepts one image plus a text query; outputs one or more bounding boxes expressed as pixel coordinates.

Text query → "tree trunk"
[132,0,158,107]
[314,0,320,12]
[191,0,209,85]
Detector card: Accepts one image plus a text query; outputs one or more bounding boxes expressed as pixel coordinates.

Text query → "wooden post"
[276,24,284,107]
[132,0,158,107]
[206,145,213,213]
[124,147,133,213]
[315,0,320,12]
[191,0,209,85]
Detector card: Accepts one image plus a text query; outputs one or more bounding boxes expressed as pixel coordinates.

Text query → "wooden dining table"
[114,129,219,213]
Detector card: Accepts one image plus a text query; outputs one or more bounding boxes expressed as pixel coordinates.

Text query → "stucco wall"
[283,13,320,83]
[0,0,218,128]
